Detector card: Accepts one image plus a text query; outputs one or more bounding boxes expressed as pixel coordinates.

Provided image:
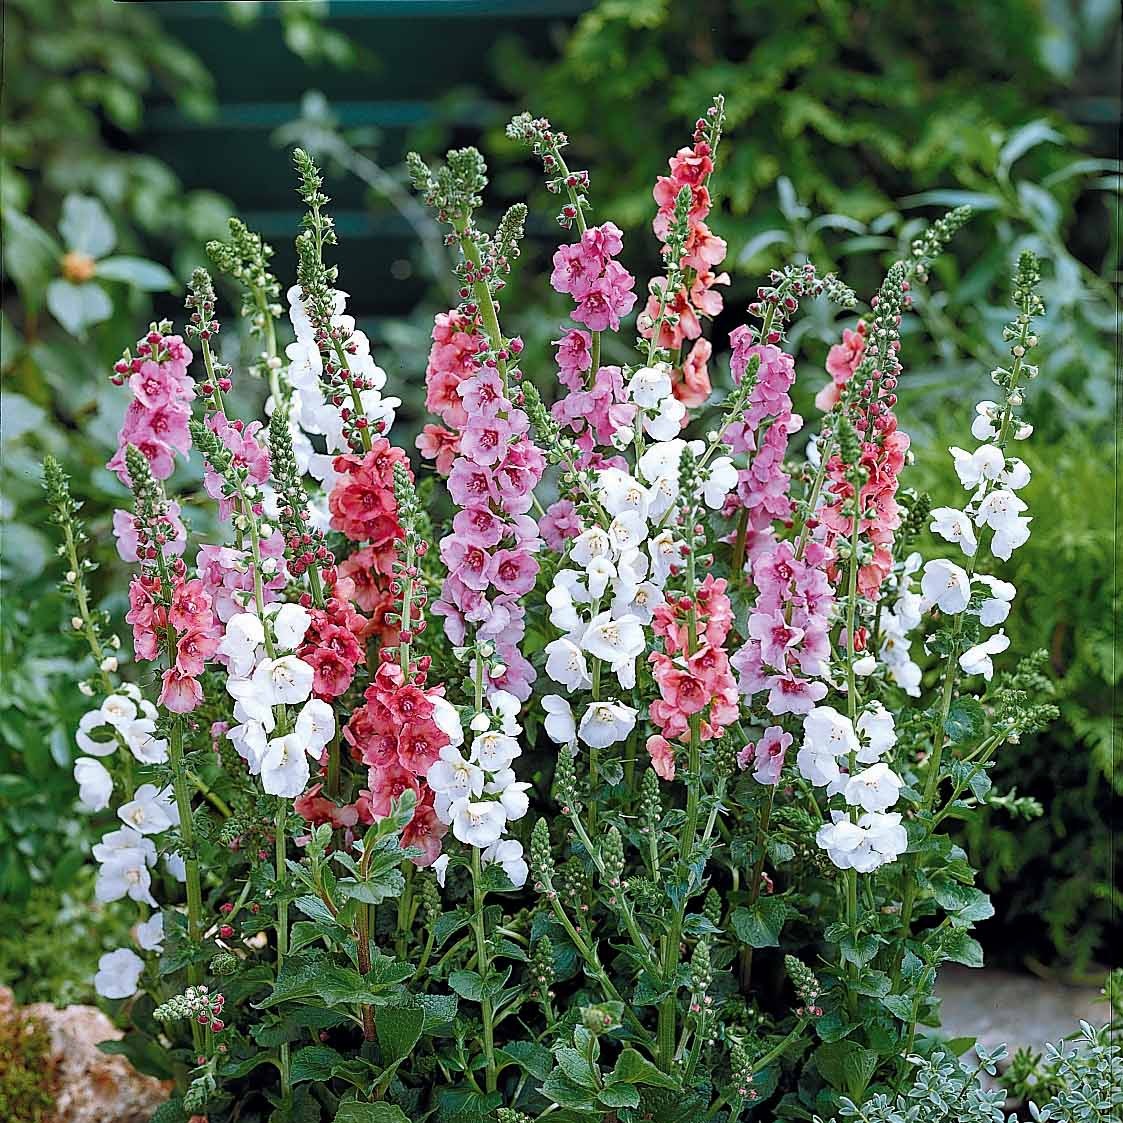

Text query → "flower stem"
[471,847,498,1093]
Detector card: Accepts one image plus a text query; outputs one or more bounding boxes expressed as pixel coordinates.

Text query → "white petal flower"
[585,556,617,600]
[843,763,903,813]
[487,691,522,736]
[643,394,686,441]
[991,516,1032,560]
[974,489,1028,532]
[228,721,268,773]
[295,698,336,753]
[802,706,860,757]
[94,948,145,1000]
[816,810,907,872]
[542,695,576,746]
[259,655,315,706]
[970,401,1000,441]
[428,745,485,813]
[703,456,739,510]
[976,575,1016,626]
[482,838,528,888]
[117,783,179,836]
[76,709,117,757]
[920,559,971,614]
[613,579,664,625]
[452,800,507,848]
[470,731,521,772]
[271,603,311,650]
[431,696,464,747]
[100,694,138,729]
[547,582,583,634]
[1000,458,1031,490]
[74,757,113,812]
[929,507,977,557]
[950,444,1005,489]
[608,510,648,554]
[958,630,1010,681]
[218,612,265,677]
[545,637,592,691]
[261,733,311,797]
[856,702,897,762]
[597,470,650,519]
[648,529,686,585]
[571,527,613,568]
[796,745,842,787]
[627,363,673,408]
[577,700,637,749]
[432,854,450,888]
[135,912,164,952]
[581,612,646,689]
[637,439,684,484]
[122,717,168,764]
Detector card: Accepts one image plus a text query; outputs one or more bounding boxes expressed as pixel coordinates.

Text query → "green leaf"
[291,1044,346,1084]
[944,698,986,743]
[58,194,116,256]
[815,1041,877,1098]
[555,1044,598,1089]
[881,993,915,1021]
[448,967,510,1003]
[939,929,985,968]
[257,953,411,1009]
[607,1048,680,1090]
[599,1082,641,1108]
[729,898,788,948]
[334,1105,410,1123]
[933,881,994,926]
[46,279,112,335]
[496,1041,552,1079]
[416,992,458,1032]
[376,1002,424,1065]
[1,209,61,307]
[96,255,176,290]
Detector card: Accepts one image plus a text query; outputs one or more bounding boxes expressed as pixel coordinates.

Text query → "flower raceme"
[51,116,1053,1121]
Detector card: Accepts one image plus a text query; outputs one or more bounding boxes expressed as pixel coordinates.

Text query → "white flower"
[547,581,584,634]
[598,470,650,519]
[586,556,616,600]
[122,717,169,764]
[852,654,877,677]
[856,702,897,762]
[796,744,843,787]
[971,401,1000,441]
[428,745,485,818]
[431,696,464,747]
[470,731,521,772]
[545,637,592,691]
[949,444,1005,489]
[257,655,316,705]
[975,489,1028,532]
[920,559,971,614]
[94,948,145,1000]
[816,810,907,872]
[976,575,1016,626]
[643,394,686,441]
[571,527,612,568]
[487,769,532,821]
[117,783,179,836]
[843,763,903,813]
[608,510,648,554]
[218,612,265,677]
[702,456,739,510]
[803,706,860,757]
[627,363,673,408]
[637,439,684,484]
[581,612,646,689]
[542,695,576,745]
[165,852,186,882]
[648,529,686,585]
[452,800,507,848]
[578,700,637,749]
[94,828,157,906]
[295,698,336,753]
[226,676,275,731]
[100,694,138,729]
[135,912,164,952]
[228,721,268,773]
[880,628,922,697]
[991,516,1031,560]
[482,839,528,889]
[432,854,450,888]
[929,507,978,557]
[76,709,117,757]
[1000,458,1031,490]
[487,691,522,736]
[260,733,310,797]
[613,580,664,625]
[74,757,113,812]
[958,630,1010,680]
[271,603,311,650]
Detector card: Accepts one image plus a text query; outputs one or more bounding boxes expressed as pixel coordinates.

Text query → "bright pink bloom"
[646,735,676,781]
[159,668,204,713]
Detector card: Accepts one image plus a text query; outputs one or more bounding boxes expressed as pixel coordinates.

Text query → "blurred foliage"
[0,1001,57,1123]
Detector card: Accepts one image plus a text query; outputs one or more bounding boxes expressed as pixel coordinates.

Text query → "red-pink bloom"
[159,668,203,713]
[646,734,677,781]
[555,328,593,391]
[175,627,219,677]
[737,726,792,785]
[400,789,448,867]
[674,338,713,409]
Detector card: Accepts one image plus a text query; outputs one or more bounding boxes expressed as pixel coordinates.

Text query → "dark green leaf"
[729,898,788,948]
[376,1002,424,1065]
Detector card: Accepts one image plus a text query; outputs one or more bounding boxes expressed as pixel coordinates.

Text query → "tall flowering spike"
[206,217,282,382]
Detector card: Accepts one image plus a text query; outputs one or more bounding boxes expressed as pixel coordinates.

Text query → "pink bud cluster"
[202,415,271,521]
[722,338,801,561]
[107,329,195,484]
[645,575,739,780]
[431,320,546,701]
[416,309,481,475]
[816,313,911,599]
[641,131,730,407]
[342,658,449,866]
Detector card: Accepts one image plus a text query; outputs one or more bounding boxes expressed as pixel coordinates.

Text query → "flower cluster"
[107,323,195,484]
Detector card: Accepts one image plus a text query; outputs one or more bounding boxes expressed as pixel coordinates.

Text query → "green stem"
[275,799,291,1097]
[471,848,498,1093]
[738,787,775,993]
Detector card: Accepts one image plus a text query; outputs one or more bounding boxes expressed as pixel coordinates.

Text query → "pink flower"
[113,503,186,563]
[159,668,203,713]
[550,240,604,299]
[646,735,676,781]
[572,261,637,332]
[489,548,539,596]
[555,328,593,391]
[415,424,461,476]
[170,579,213,632]
[540,500,582,552]
[175,626,219,676]
[738,726,792,785]
[765,674,827,716]
[400,790,448,867]
[674,338,713,409]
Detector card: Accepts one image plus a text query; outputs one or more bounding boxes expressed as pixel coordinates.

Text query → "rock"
[0,987,171,1123]
[935,964,1111,1056]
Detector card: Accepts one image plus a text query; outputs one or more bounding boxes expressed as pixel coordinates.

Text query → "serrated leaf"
[291,1044,346,1084]
[376,1002,424,1065]
[599,1082,641,1108]
[944,697,985,743]
[608,1048,680,1089]
[729,898,788,948]
[334,1105,410,1123]
[939,929,985,968]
